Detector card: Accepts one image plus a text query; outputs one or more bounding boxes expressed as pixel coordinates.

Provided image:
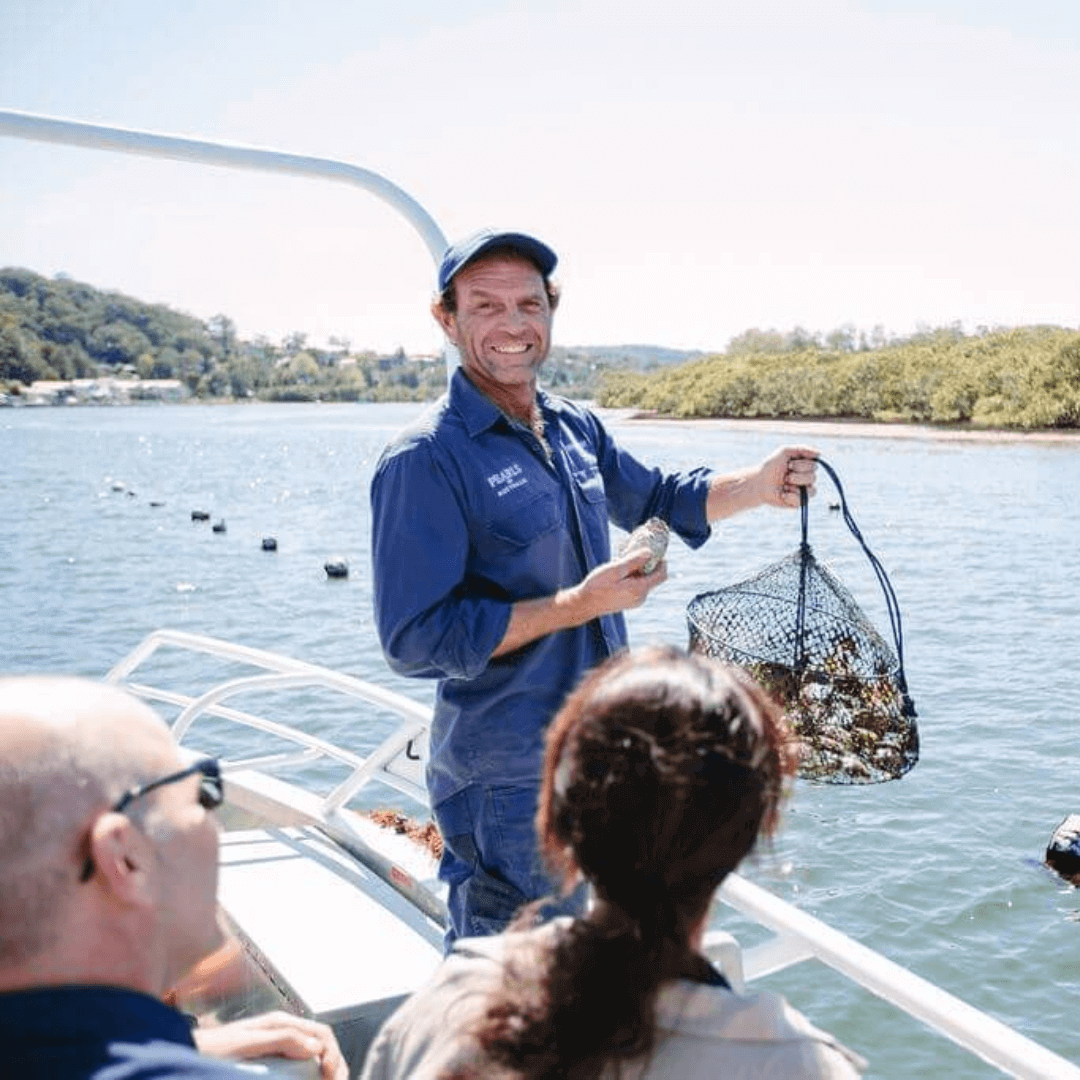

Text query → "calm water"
[2,402,1079,1077]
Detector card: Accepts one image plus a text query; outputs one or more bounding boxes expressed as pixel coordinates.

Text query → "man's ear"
[88,812,155,907]
[431,299,457,341]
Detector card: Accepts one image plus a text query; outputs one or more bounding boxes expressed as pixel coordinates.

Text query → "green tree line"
[6,267,1077,427]
[598,324,1080,430]
[0,268,448,402]
[0,267,685,403]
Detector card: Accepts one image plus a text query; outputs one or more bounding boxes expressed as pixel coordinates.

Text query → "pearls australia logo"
[486,462,528,498]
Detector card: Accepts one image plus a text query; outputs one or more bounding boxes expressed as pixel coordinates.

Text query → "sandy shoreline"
[592,408,1080,445]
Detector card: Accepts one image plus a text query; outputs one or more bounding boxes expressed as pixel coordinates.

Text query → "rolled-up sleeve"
[371,440,512,681]
[585,412,714,548]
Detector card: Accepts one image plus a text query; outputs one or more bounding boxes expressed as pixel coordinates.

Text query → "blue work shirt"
[371,369,713,806]
[0,985,250,1078]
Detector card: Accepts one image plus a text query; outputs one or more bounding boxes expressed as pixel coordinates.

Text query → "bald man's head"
[0,677,185,968]
[0,675,174,759]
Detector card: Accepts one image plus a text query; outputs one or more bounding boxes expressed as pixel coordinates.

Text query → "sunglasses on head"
[79,757,224,883]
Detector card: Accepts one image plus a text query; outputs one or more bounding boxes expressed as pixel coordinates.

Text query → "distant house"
[127,379,188,403]
[25,377,188,405]
[24,379,100,405]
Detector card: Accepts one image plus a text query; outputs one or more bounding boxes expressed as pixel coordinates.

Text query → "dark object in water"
[262,537,278,551]
[1046,814,1080,885]
[324,559,349,579]
[687,458,917,785]
[191,510,210,522]
[212,520,227,533]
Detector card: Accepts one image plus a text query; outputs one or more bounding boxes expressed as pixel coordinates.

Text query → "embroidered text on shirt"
[486,463,528,498]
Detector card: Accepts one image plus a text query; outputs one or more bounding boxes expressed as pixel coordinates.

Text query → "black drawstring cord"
[795,487,811,674]
[804,457,916,717]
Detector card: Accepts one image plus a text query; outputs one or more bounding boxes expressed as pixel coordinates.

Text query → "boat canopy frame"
[0,107,458,381]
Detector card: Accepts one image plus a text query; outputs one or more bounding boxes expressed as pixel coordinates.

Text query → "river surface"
[2,401,1079,1077]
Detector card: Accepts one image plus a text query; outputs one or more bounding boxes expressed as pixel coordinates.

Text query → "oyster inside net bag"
[687,459,918,784]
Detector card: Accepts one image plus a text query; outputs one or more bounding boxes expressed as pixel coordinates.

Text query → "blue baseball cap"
[437,229,558,292]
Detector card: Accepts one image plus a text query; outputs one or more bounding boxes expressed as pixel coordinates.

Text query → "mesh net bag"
[687,459,918,784]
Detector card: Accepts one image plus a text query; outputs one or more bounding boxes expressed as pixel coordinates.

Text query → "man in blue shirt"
[370,230,816,947]
[0,675,346,1080]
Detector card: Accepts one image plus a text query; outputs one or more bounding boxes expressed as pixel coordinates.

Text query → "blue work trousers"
[433,783,586,952]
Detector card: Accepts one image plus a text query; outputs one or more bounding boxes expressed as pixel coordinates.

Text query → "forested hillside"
[0,267,446,400]
[0,267,699,402]
[598,324,1080,430]
[5,267,1077,426]
[1,267,214,384]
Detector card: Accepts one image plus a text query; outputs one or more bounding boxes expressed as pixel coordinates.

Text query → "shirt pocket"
[486,489,561,549]
[565,456,610,569]
[563,440,607,506]
[570,461,606,506]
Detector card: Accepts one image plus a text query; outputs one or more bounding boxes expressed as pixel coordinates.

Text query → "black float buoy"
[1045,815,1080,885]
[324,559,349,579]
[212,520,227,534]
[191,510,210,522]
[262,537,278,551]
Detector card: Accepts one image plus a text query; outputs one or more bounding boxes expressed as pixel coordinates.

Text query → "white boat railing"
[106,629,1080,1079]
[712,877,1079,1080]
[106,628,431,808]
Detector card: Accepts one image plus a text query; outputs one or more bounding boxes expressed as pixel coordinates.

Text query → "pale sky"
[1,0,1077,355]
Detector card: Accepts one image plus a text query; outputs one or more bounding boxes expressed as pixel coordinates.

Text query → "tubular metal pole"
[0,108,458,381]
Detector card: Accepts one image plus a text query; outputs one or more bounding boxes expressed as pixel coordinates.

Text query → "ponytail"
[446,647,795,1080]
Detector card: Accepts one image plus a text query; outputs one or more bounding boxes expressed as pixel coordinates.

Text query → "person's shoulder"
[539,388,592,419]
[361,927,565,1080]
[459,915,568,954]
[359,938,501,1080]
[384,922,558,1026]
[386,395,454,447]
[374,395,461,474]
[685,984,806,1038]
[0,986,247,1080]
[655,983,865,1076]
[540,391,608,438]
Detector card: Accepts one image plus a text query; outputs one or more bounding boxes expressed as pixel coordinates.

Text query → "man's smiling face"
[437,253,553,399]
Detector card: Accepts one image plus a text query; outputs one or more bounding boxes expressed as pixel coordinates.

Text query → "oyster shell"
[622,517,670,575]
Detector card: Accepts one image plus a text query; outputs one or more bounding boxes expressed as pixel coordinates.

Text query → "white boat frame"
[0,107,458,381]
[2,107,1077,1077]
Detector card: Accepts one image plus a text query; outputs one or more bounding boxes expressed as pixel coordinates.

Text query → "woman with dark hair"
[362,646,864,1079]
